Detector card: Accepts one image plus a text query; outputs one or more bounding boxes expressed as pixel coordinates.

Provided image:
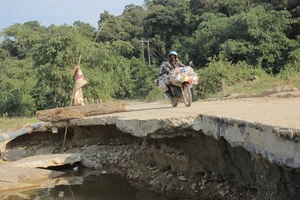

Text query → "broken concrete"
[6,153,103,170]
[0,165,65,192]
[36,111,300,169]
[0,153,103,194]
[2,99,300,199]
[7,153,82,168]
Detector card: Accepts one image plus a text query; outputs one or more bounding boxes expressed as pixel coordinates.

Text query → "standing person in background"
[72,65,88,106]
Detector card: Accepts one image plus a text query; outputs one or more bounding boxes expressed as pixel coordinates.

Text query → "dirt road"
[121,97,300,130]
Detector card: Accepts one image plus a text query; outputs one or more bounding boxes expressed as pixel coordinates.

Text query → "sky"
[0,0,145,30]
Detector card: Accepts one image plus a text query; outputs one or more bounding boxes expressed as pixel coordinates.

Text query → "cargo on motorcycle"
[155,51,199,107]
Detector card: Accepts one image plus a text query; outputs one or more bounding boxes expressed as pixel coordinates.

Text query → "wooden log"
[36,101,126,122]
[36,107,85,122]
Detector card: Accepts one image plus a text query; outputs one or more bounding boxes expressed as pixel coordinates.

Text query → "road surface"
[119,97,300,130]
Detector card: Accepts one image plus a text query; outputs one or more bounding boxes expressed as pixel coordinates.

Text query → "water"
[12,176,138,200]
[2,169,176,200]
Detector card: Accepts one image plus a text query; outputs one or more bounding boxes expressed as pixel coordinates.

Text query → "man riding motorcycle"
[158,51,186,99]
[159,51,186,75]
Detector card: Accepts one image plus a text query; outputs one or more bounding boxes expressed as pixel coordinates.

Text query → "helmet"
[168,51,178,57]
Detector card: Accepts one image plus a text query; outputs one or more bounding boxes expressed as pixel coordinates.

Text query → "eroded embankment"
[3,115,300,200]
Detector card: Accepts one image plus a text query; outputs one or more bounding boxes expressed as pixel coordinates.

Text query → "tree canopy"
[0,0,300,116]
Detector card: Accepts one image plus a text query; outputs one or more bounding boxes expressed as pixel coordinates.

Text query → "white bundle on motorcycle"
[157,74,170,91]
[170,66,199,87]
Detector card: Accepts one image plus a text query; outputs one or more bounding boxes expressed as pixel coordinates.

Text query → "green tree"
[287,1,300,39]
[97,11,135,42]
[73,20,96,40]
[191,6,297,73]
[213,0,254,16]
[189,0,217,15]
[192,12,230,67]
[223,6,296,73]
[145,0,187,8]
[0,58,36,116]
[3,21,47,59]
[143,6,186,50]
[129,57,160,100]
[31,25,92,109]
[0,48,10,61]
[122,4,146,28]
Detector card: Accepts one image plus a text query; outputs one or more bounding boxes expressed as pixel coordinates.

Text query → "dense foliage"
[1,0,300,116]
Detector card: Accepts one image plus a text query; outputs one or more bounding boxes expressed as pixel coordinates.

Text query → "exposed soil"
[2,87,300,199]
[2,124,300,200]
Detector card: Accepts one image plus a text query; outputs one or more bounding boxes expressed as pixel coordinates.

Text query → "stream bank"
[2,123,300,200]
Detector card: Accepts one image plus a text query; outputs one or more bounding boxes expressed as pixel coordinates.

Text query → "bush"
[145,87,164,102]
[192,58,269,99]
[193,59,236,98]
[0,90,36,117]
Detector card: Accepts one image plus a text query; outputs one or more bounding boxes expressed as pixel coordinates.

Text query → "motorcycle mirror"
[189,61,193,66]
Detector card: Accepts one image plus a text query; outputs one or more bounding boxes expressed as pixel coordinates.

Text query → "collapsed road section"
[1,99,300,200]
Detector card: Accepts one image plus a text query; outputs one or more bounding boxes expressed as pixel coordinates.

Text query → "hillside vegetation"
[1,0,300,117]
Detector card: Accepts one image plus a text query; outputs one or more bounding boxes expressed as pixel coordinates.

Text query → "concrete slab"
[7,153,82,168]
[0,165,65,192]
[33,99,300,169]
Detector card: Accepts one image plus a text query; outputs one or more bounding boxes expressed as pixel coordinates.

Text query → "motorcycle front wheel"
[182,86,192,107]
[171,98,178,107]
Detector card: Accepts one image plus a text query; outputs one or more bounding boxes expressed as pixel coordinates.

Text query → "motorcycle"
[157,61,198,107]
[166,80,193,107]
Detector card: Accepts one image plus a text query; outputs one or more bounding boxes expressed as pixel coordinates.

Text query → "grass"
[210,72,300,99]
[0,117,39,131]
[226,77,279,95]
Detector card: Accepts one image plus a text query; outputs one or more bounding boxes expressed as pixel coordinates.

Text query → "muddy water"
[4,169,177,200]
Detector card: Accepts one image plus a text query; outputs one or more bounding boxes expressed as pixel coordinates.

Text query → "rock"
[218,189,227,197]
[217,183,223,190]
[166,174,173,178]
[81,156,103,169]
[126,151,132,158]
[178,175,187,181]
[34,147,55,155]
[58,191,64,198]
[204,172,211,179]
[1,150,28,161]
[165,183,176,191]
[192,183,197,190]
[73,166,78,172]
[149,179,155,185]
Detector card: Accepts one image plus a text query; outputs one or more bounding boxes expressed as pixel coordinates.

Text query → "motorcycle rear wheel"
[182,86,192,107]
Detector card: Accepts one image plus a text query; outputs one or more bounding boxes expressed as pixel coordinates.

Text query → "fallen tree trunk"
[36,101,127,122]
